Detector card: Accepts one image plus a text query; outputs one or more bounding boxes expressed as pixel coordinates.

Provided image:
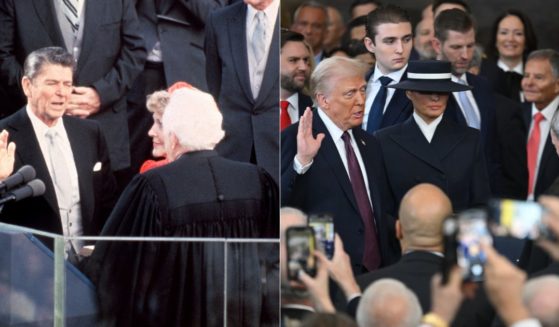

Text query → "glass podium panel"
[0,223,279,327]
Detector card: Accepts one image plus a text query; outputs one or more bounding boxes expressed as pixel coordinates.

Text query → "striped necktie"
[60,0,80,34]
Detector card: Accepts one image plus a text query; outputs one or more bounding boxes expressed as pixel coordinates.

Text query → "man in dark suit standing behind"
[280,29,313,130]
[0,0,146,189]
[282,56,399,275]
[205,0,280,183]
[127,0,227,176]
[0,47,116,260]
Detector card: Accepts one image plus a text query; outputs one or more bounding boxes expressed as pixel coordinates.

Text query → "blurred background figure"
[291,1,329,64]
[323,6,346,54]
[349,0,381,20]
[481,9,538,103]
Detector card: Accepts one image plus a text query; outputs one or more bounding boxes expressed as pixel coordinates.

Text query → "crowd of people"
[281,0,559,326]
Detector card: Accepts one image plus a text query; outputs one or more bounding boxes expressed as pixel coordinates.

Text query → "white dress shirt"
[413,112,443,143]
[26,107,83,256]
[286,93,301,124]
[451,74,481,128]
[363,64,407,129]
[246,0,279,98]
[527,96,559,200]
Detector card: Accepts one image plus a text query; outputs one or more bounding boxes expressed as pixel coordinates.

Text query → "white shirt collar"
[413,111,443,143]
[451,73,468,85]
[26,106,65,137]
[317,107,348,142]
[246,0,279,25]
[531,95,559,121]
[373,63,408,83]
[286,92,299,109]
[497,59,524,75]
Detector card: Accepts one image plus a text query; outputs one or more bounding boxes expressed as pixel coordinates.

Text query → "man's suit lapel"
[382,87,410,126]
[430,115,467,161]
[390,117,444,173]
[64,118,93,227]
[76,0,104,75]
[228,3,253,103]
[8,110,58,215]
[255,14,279,106]
[313,111,360,213]
[31,0,65,46]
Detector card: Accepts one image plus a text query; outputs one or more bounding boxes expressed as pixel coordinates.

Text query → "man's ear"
[21,77,32,98]
[364,37,375,53]
[316,92,328,109]
[431,37,442,57]
[395,219,403,240]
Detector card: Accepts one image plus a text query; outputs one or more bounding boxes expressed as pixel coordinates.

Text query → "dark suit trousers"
[123,61,166,189]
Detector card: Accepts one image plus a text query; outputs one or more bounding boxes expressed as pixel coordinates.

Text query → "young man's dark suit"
[0,109,117,245]
[205,1,279,183]
[443,73,500,191]
[365,68,414,131]
[0,0,146,171]
[375,115,490,213]
[281,109,400,274]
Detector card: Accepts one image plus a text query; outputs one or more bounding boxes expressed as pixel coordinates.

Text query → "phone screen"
[309,214,335,259]
[286,226,316,280]
[456,209,492,282]
[489,199,546,240]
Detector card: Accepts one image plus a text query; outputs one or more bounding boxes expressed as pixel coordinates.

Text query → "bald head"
[523,275,559,326]
[398,184,453,250]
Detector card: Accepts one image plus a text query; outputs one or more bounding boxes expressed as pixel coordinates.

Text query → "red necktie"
[527,112,545,196]
[280,100,291,130]
[341,132,381,271]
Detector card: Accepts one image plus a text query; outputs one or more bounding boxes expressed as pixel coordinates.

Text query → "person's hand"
[429,266,464,324]
[0,130,15,180]
[325,234,360,300]
[537,195,559,260]
[66,87,101,118]
[482,243,531,326]
[298,251,336,313]
[295,107,325,166]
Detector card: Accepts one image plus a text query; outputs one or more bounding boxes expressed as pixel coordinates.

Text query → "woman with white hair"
[85,87,279,326]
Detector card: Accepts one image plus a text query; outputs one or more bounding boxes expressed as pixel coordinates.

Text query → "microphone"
[0,165,36,193]
[0,179,46,205]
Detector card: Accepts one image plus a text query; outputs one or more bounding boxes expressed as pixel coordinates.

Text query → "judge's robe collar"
[174,149,219,161]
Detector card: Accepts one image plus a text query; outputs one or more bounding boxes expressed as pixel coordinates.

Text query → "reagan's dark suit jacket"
[205,2,279,183]
[0,109,117,243]
[281,109,400,273]
[135,0,227,91]
[364,68,414,131]
[346,251,495,327]
[0,0,146,170]
[444,73,500,192]
[375,115,491,213]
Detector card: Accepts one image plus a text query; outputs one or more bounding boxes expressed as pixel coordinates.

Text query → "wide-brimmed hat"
[388,60,472,93]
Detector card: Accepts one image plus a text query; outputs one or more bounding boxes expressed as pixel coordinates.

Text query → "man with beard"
[281,30,313,130]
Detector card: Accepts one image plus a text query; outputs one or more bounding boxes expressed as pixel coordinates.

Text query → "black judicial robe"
[84,150,278,326]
